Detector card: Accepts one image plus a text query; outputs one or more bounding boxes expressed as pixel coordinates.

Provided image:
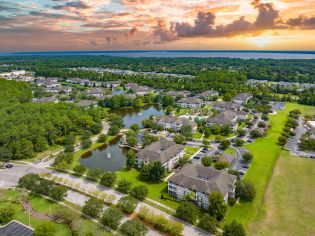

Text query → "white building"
[136,140,185,171]
[157,116,197,133]
[176,97,203,109]
[233,93,253,104]
[168,164,237,208]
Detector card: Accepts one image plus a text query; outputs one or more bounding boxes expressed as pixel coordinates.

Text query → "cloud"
[162,0,283,40]
[287,15,315,29]
[0,1,19,12]
[53,1,91,10]
[154,19,177,41]
[174,11,215,37]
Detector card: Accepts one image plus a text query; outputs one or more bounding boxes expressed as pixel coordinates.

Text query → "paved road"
[285,116,305,153]
[0,164,209,236]
[0,165,45,188]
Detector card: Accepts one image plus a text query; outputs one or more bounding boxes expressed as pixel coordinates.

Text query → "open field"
[226,103,315,229]
[248,150,315,236]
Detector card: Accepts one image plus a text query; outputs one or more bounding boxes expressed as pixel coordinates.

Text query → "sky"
[0,0,314,51]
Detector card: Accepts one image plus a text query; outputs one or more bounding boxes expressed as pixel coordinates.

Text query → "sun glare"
[248,35,274,48]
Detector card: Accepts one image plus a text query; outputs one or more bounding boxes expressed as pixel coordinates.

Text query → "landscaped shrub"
[33,222,56,236]
[223,220,246,236]
[176,200,199,224]
[119,219,148,236]
[101,207,123,230]
[138,207,183,236]
[214,161,229,170]
[130,185,148,201]
[100,171,117,187]
[116,179,132,193]
[82,197,104,218]
[0,205,15,225]
[117,196,138,214]
[198,213,218,234]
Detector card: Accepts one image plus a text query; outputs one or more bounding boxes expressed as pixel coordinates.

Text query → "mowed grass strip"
[225,103,315,227]
[248,150,315,236]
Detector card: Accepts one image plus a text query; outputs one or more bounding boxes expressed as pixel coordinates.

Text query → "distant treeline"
[0,56,315,83]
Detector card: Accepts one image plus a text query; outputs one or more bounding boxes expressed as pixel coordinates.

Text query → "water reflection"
[80,104,165,171]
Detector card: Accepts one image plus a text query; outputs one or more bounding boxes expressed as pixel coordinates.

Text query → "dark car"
[242,164,249,169]
[4,163,13,168]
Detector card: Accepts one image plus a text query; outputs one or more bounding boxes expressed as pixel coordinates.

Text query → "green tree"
[219,140,230,150]
[108,125,120,136]
[81,138,92,149]
[130,185,148,201]
[119,219,148,236]
[214,161,229,170]
[0,205,15,224]
[130,124,140,132]
[82,197,103,218]
[173,134,186,144]
[117,196,138,214]
[198,214,218,234]
[126,149,136,169]
[202,156,212,167]
[223,220,246,236]
[176,201,199,224]
[86,168,103,181]
[208,192,227,221]
[149,162,166,182]
[234,138,244,147]
[242,152,253,163]
[33,222,56,236]
[100,171,117,187]
[133,97,144,107]
[49,185,67,201]
[97,134,107,143]
[101,207,123,230]
[235,180,256,202]
[116,180,132,194]
[180,125,193,139]
[73,164,86,176]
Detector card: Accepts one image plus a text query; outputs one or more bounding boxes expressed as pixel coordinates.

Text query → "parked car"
[239,169,246,175]
[4,163,13,168]
[242,164,249,169]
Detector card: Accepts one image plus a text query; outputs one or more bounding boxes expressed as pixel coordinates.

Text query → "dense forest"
[1,56,315,83]
[0,79,104,160]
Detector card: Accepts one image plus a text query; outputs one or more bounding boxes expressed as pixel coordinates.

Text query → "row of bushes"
[138,206,183,236]
[278,109,301,146]
[18,174,67,201]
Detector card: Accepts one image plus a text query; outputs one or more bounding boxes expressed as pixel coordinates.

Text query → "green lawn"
[193,132,203,139]
[225,103,315,229]
[0,190,111,236]
[185,146,200,156]
[117,169,179,210]
[247,150,315,236]
[175,108,190,116]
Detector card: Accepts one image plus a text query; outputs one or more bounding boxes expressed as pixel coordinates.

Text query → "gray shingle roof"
[207,110,238,125]
[168,164,236,195]
[157,116,197,128]
[136,140,185,164]
[214,101,242,110]
[233,93,252,101]
[177,97,203,104]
